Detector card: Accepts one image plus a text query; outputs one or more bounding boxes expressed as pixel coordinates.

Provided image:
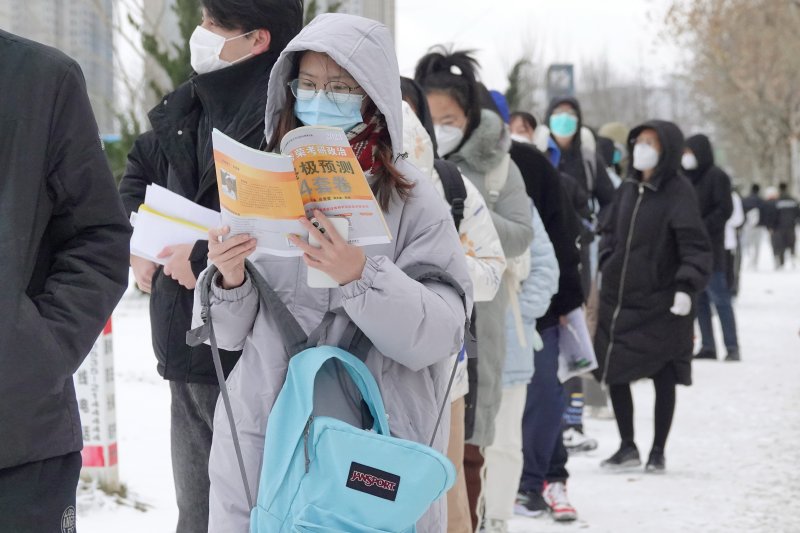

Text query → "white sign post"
[74,319,119,492]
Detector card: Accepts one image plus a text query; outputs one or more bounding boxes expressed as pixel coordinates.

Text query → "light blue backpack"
[188,261,466,532]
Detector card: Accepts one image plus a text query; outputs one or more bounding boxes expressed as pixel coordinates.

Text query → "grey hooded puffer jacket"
[193,14,472,533]
[448,109,534,447]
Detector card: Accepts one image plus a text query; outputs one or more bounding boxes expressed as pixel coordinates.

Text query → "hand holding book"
[207,226,257,290]
[288,210,367,286]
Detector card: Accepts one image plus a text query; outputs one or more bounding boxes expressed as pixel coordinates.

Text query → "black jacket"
[509,141,584,330]
[545,96,616,211]
[684,134,733,272]
[593,121,712,386]
[119,52,279,383]
[773,193,800,234]
[0,31,131,469]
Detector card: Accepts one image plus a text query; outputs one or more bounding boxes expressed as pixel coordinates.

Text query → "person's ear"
[250,29,271,55]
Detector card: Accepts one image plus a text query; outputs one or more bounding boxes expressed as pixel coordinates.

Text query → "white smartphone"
[307,217,350,288]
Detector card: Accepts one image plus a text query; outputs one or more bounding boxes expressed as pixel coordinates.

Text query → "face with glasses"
[290,51,367,110]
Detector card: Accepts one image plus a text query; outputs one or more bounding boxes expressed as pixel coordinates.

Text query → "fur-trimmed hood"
[447,109,511,175]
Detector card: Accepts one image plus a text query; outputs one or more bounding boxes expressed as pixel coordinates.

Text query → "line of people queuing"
[4,0,787,531]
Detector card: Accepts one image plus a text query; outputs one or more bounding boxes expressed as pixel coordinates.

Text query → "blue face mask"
[613,149,622,165]
[549,113,579,138]
[294,90,363,132]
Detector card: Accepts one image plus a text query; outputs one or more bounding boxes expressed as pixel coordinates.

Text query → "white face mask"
[681,152,698,170]
[510,133,532,144]
[632,143,660,172]
[190,26,253,75]
[533,126,551,153]
[434,124,464,157]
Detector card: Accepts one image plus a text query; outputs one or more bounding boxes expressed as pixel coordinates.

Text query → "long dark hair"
[267,54,412,211]
[414,47,483,148]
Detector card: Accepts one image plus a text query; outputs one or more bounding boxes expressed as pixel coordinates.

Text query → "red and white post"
[74,319,119,492]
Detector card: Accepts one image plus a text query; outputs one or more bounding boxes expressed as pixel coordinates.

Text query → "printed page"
[144,183,221,229]
[212,129,308,257]
[280,126,392,247]
[129,184,220,265]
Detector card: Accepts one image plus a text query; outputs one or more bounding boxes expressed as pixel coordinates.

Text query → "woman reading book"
[193,14,472,532]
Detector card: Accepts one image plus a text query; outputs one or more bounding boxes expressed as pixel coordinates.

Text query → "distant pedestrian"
[770,183,800,268]
[682,134,739,361]
[741,184,764,268]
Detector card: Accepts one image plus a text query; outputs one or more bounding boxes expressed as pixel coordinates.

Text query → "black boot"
[694,348,717,360]
[645,447,666,473]
[601,442,641,470]
[725,349,741,362]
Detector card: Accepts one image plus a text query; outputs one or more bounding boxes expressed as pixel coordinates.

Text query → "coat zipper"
[601,183,646,389]
[303,415,314,473]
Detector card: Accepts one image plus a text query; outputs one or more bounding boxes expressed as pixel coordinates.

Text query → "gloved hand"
[669,291,692,316]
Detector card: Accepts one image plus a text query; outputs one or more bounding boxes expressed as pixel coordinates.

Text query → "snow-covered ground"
[81,250,800,533]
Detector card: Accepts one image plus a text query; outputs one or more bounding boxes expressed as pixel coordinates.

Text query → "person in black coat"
[682,134,739,360]
[118,2,302,531]
[771,182,800,268]
[594,120,711,472]
[0,31,131,529]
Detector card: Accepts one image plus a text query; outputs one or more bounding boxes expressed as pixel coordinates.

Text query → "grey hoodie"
[193,14,472,532]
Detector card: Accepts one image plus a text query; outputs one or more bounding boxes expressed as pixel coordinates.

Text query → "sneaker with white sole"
[543,481,578,522]
[514,490,547,518]
[563,427,598,453]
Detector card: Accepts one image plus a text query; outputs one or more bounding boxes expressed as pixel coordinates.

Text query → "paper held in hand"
[129,184,221,265]
[211,126,392,257]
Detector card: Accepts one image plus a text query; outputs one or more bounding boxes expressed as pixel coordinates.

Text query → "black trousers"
[609,364,677,452]
[0,451,82,533]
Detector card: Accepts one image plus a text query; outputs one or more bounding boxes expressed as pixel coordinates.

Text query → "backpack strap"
[340,263,470,446]
[434,158,467,231]
[186,261,312,512]
[485,154,511,209]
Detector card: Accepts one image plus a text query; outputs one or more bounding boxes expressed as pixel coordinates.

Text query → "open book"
[212,126,392,257]
[129,184,221,265]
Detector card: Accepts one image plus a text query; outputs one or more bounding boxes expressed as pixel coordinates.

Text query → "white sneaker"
[563,427,598,453]
[481,518,508,533]
[543,481,578,522]
[587,405,615,419]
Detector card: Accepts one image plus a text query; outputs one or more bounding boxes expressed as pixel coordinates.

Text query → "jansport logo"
[346,462,400,501]
[350,470,398,491]
[61,505,76,533]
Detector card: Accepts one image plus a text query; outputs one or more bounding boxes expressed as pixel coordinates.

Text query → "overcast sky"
[395,0,682,91]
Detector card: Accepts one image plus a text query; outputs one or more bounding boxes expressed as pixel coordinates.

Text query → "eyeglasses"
[288,78,364,104]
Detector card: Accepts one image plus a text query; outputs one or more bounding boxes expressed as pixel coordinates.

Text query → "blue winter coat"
[502,205,560,387]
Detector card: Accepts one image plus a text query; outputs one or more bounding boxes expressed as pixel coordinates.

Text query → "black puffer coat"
[594,120,712,386]
[684,134,733,272]
[119,51,279,383]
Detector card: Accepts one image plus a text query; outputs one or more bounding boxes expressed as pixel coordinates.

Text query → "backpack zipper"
[303,415,314,473]
[601,183,646,389]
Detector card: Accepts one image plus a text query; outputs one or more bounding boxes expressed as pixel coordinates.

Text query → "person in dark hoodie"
[594,120,712,473]
[118,2,302,531]
[682,134,738,361]
[546,97,616,299]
